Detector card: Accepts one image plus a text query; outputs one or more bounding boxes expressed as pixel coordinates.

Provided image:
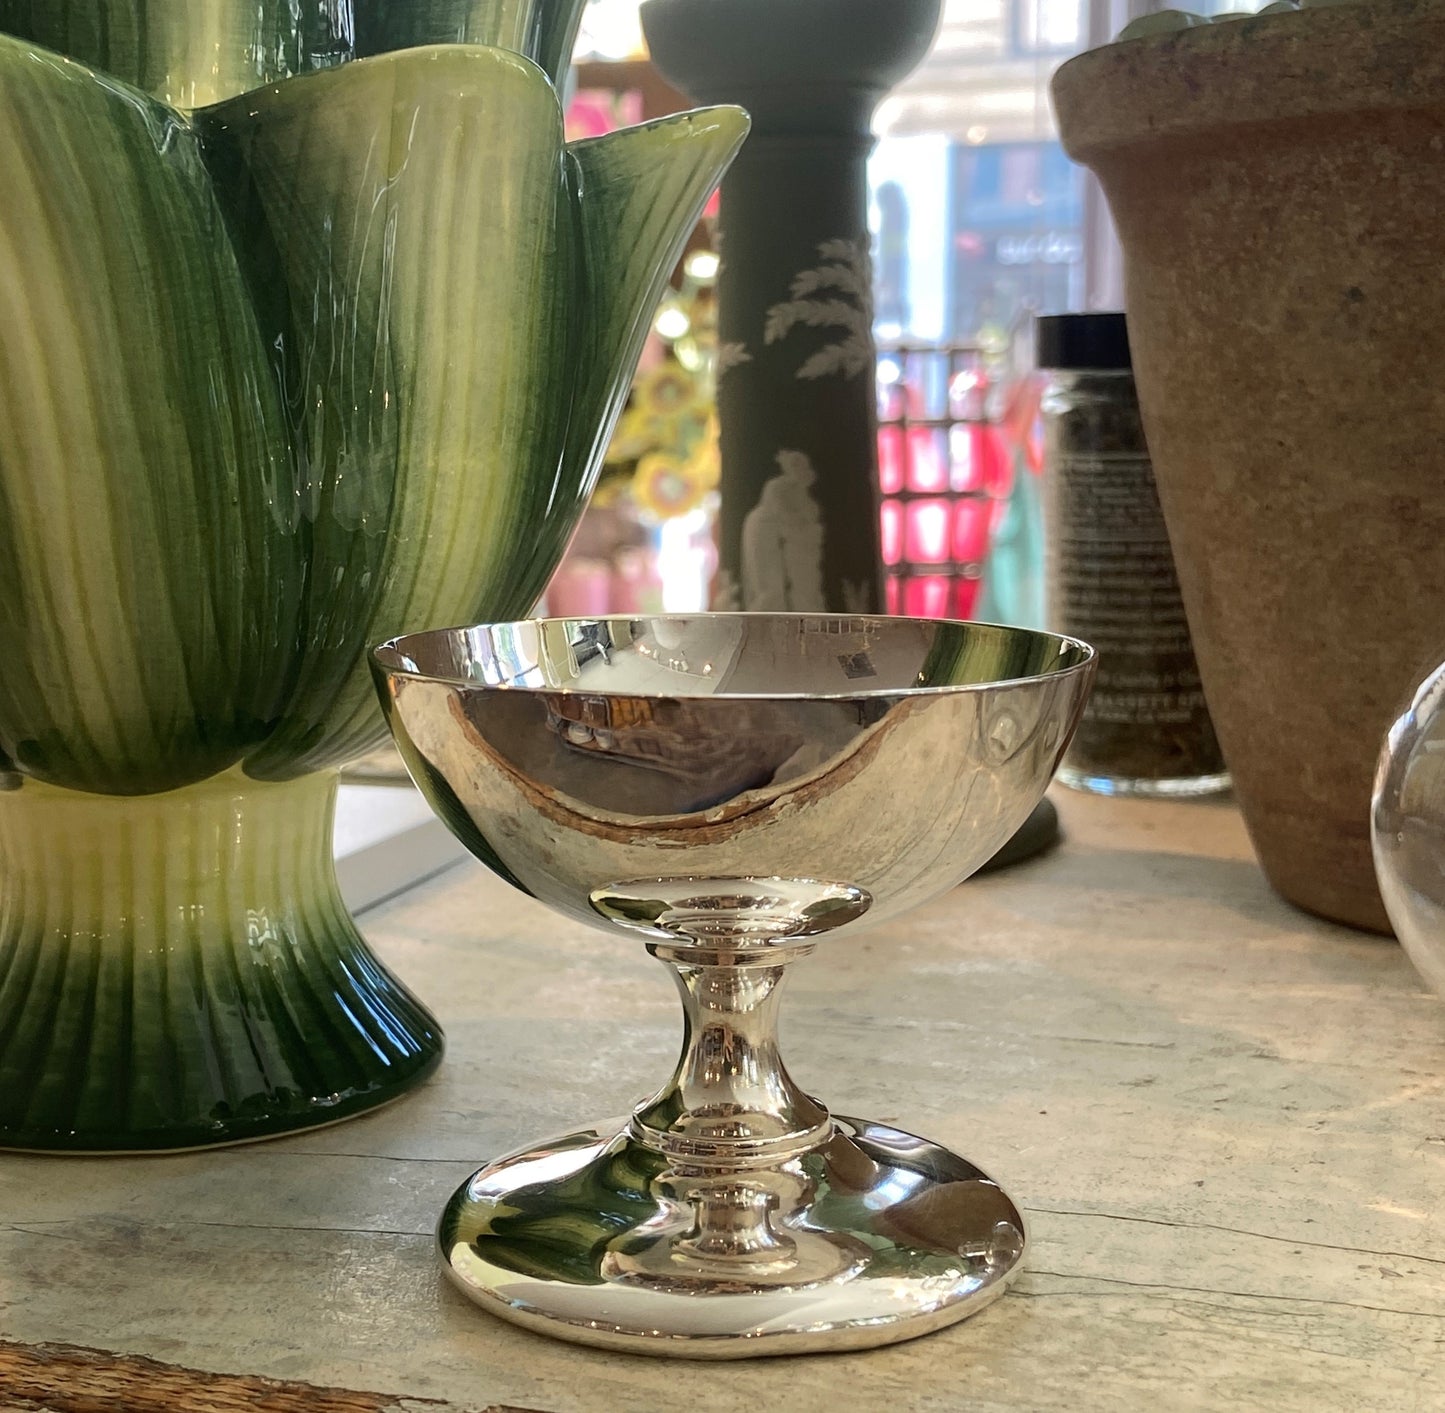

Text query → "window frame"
[1007,0,1088,59]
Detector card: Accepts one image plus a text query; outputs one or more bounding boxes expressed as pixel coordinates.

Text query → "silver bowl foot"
[439,1115,1025,1358]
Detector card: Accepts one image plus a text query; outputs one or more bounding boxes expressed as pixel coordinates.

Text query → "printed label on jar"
[1046,451,1223,779]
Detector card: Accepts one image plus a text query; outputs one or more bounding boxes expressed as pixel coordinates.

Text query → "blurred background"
[545,0,1250,625]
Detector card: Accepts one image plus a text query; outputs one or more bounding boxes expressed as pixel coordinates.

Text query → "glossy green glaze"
[0,3,747,1148]
[0,770,442,1151]
[0,0,584,101]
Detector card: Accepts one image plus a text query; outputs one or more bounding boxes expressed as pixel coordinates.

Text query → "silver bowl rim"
[371,613,1096,704]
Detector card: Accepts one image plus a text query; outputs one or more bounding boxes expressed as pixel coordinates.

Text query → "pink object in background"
[547,348,1035,622]
[610,546,665,613]
[877,346,1013,620]
[547,559,614,617]
[565,89,644,142]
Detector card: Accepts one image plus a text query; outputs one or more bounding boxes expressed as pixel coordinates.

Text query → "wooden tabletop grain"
[1,790,1441,1413]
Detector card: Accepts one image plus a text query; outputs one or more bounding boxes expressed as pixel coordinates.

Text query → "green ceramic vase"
[0,0,747,1151]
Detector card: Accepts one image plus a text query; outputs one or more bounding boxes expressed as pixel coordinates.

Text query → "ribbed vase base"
[0,1078,436,1156]
[0,768,443,1153]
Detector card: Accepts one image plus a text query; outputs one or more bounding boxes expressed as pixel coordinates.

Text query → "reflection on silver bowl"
[373,614,1094,1357]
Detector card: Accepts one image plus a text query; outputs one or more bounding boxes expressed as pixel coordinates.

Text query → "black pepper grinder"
[641,0,941,613]
[1037,313,1228,797]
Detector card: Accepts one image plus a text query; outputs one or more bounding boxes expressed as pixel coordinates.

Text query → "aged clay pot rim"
[1053,0,1445,160]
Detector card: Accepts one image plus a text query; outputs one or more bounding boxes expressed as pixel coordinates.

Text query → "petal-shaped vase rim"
[0,31,159,101]
[0,31,567,125]
[197,40,747,152]
[567,100,751,156]
[1053,0,1445,161]
[200,40,562,121]
[373,614,1096,702]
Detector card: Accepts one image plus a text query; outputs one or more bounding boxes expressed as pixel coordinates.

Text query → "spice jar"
[1037,313,1227,797]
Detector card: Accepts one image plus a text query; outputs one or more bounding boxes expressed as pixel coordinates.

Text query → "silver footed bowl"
[372,614,1095,1358]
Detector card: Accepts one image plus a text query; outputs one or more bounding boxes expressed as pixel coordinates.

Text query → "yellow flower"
[590,474,627,510]
[634,363,697,414]
[632,451,708,521]
[686,433,720,491]
[606,402,681,464]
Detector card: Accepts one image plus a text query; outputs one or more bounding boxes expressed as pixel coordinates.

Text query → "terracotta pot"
[1052,0,1445,934]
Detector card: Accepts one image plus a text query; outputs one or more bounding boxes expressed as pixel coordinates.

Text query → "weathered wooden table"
[3,791,1442,1412]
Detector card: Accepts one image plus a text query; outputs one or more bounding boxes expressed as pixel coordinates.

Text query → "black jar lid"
[1035,312,1131,371]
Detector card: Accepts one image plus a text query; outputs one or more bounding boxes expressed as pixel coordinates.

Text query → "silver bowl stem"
[442,931,1027,1358]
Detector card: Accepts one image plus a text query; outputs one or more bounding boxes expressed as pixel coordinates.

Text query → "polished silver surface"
[372,614,1094,1356]
[440,1114,1027,1358]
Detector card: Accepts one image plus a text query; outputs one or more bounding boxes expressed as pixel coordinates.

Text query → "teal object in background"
[0,0,746,1151]
[975,454,1047,631]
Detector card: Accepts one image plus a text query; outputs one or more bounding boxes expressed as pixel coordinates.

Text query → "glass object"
[0,2,745,1151]
[871,5,1088,352]
[1373,662,1445,997]
[1038,313,1228,797]
[373,614,1095,1356]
